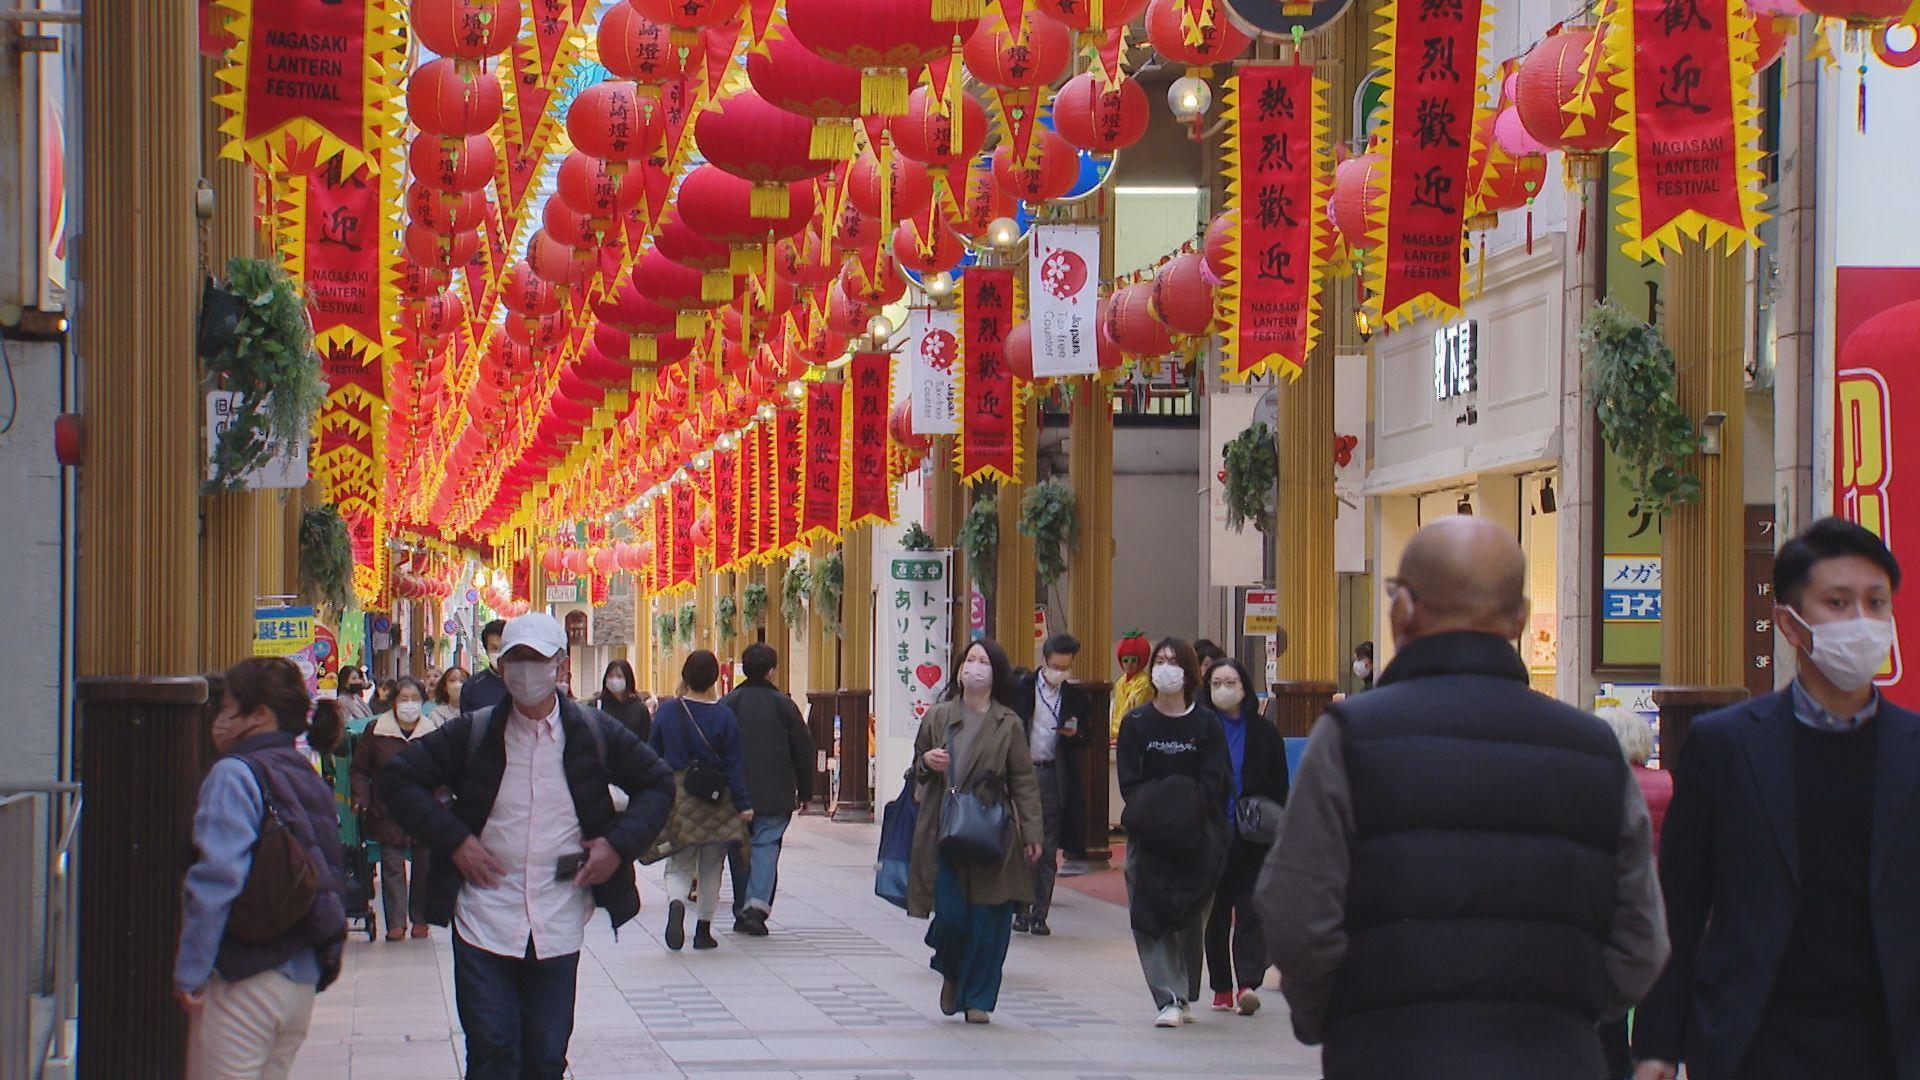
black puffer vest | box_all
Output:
[1324,632,1627,1079]
[214,732,348,984]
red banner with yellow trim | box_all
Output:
[958,268,1019,486]
[1604,0,1767,263]
[672,481,697,591]
[1221,64,1329,381]
[285,161,392,357]
[714,445,739,572]
[212,0,399,172]
[775,403,804,553]
[801,382,846,541]
[848,352,894,527]
[653,495,671,592]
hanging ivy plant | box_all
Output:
[813,550,845,635]
[1582,299,1704,518]
[782,555,813,626]
[716,595,739,641]
[298,504,355,614]
[1222,422,1279,534]
[199,257,327,493]
[1018,477,1079,588]
[678,602,698,644]
[899,521,935,551]
[743,581,769,628]
[957,494,998,596]
[655,612,677,650]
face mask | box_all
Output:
[1041,666,1069,688]
[1353,660,1373,679]
[1151,664,1186,694]
[485,649,501,668]
[395,700,423,723]
[959,662,993,691]
[1212,686,1244,713]
[1788,607,1894,692]
[504,659,559,709]
[447,681,464,700]
[605,676,628,695]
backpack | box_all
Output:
[227,758,321,945]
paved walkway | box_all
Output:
[295,815,1324,1079]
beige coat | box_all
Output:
[906,698,1045,917]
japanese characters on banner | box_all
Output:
[1603,0,1767,263]
[653,496,671,592]
[1027,225,1103,378]
[212,0,399,171]
[1222,65,1330,381]
[847,353,894,528]
[958,268,1020,486]
[714,446,739,572]
[672,482,697,591]
[907,308,962,436]
[800,382,847,541]
[879,549,954,740]
[774,403,805,552]
[285,160,393,357]
[754,420,778,558]
[1369,0,1489,328]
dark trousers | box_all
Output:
[1735,1010,1896,1080]
[1203,844,1268,994]
[1025,762,1062,922]
[1598,1016,1632,1079]
[452,932,580,1080]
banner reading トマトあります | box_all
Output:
[212,0,401,173]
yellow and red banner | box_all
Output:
[714,445,740,572]
[212,0,400,172]
[1370,0,1489,327]
[958,268,1020,486]
[672,481,697,591]
[1221,64,1329,381]
[801,382,846,542]
[775,403,804,552]
[653,496,672,590]
[1604,0,1767,263]
[848,352,894,527]
[283,160,394,357]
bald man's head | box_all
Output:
[1389,516,1530,649]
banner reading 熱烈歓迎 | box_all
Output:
[908,308,961,437]
[1028,224,1102,378]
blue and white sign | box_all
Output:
[1602,555,1663,622]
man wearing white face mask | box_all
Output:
[1010,633,1095,935]
[1635,517,1920,1080]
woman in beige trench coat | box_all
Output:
[906,638,1044,1024]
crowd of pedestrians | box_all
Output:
[171,515,1917,1079]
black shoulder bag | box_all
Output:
[936,723,1010,862]
[676,700,730,804]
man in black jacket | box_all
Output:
[1011,632,1094,935]
[721,643,814,936]
[1256,516,1668,1079]
[380,613,675,1080]
[1634,518,1920,1080]
[458,618,509,714]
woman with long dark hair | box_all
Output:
[429,666,469,724]
[1198,657,1289,1016]
[905,638,1045,1024]
[594,658,651,741]
[1116,638,1230,1028]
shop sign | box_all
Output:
[206,391,309,489]
[1432,319,1478,400]
[546,572,580,604]
[253,605,316,658]
[1243,589,1278,636]
[1597,179,1665,670]
[882,550,953,739]
[1602,556,1663,622]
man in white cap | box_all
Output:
[380,612,676,1079]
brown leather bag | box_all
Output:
[226,759,320,945]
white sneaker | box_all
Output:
[1154,1004,1182,1028]
[1179,1002,1197,1024]
[1236,988,1262,1016]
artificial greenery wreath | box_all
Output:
[813,549,845,636]
[716,594,739,641]
[1582,299,1703,519]
[678,602,698,644]
[655,612,677,650]
[1018,477,1079,588]
[782,555,813,626]
[298,504,355,615]
[743,581,769,628]
[957,494,999,596]
[199,257,327,493]
[1222,422,1278,534]
[899,521,936,551]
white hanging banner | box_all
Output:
[878,548,954,740]
[1028,223,1102,378]
[907,307,961,436]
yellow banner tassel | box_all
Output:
[702,269,733,303]
[810,117,859,160]
[946,38,966,158]
[861,68,910,116]
[749,182,790,219]
[879,133,894,240]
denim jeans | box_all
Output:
[735,813,791,915]
[452,932,580,1080]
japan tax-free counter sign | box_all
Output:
[880,551,953,741]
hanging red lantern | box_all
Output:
[746,28,868,160]
[1105,284,1174,357]
[954,157,1016,239]
[1033,0,1148,37]
[992,129,1080,204]
[783,0,980,117]
[541,547,566,573]
[418,291,467,339]
[408,59,504,137]
[1052,73,1150,153]
[1150,253,1215,336]
[505,311,570,350]
[888,397,928,451]
[678,165,818,252]
[1144,0,1250,70]
[406,183,487,234]
[543,196,603,250]
[826,279,870,336]
[890,85,990,171]
[563,548,591,575]
[411,0,522,62]
[695,90,836,217]
[840,255,906,306]
[634,249,729,336]
[400,261,454,300]
[1094,298,1123,372]
[1328,151,1384,252]
[626,0,737,45]
[1202,210,1234,282]
[1799,0,1905,29]
[778,229,839,287]
[501,261,560,317]
[409,133,496,193]
[1753,12,1796,70]
[597,3,686,85]
[964,8,1073,88]
[1515,26,1624,176]
[567,80,666,164]
[794,320,851,366]
[891,214,967,275]
[849,151,935,220]
[592,546,620,574]
[404,225,480,270]
[836,200,881,254]
[556,151,646,224]
[1004,321,1035,381]
[528,228,594,289]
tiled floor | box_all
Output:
[294,815,1325,1078]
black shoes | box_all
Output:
[665,900,686,951]
[1012,913,1030,933]
[1028,920,1051,936]
[736,909,770,936]
[693,920,719,950]
[940,977,958,1016]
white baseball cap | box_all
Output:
[497,612,567,659]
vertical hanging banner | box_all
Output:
[1028,224,1103,377]
[284,160,391,357]
[879,549,954,739]
[1370,0,1489,327]
[652,496,671,593]
[958,268,1020,486]
[775,403,804,553]
[1604,0,1767,263]
[800,382,846,541]
[748,422,772,560]
[714,445,740,572]
[212,0,397,171]
[1222,64,1330,381]
[848,352,895,527]
[908,307,962,436]
[672,482,698,591]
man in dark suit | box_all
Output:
[459,619,509,714]
[1635,517,1919,1080]
[1010,632,1094,936]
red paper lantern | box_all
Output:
[1144,0,1250,70]
[1094,298,1123,372]
[528,229,594,289]
[563,548,590,575]
[557,151,646,223]
[411,0,522,61]
[836,201,881,254]
[1753,14,1795,70]
[506,311,570,350]
[501,262,560,317]
[964,8,1073,88]
[541,547,566,573]
[992,129,1080,204]
[678,165,818,249]
[955,157,1016,239]
[400,261,454,300]
[1202,210,1234,281]
[1004,321,1035,381]
[849,151,934,220]
[1151,253,1215,335]
[1052,73,1150,153]
[783,0,980,116]
[778,229,839,286]
[1799,0,1905,28]
[746,28,868,160]
[598,3,686,84]
[567,80,666,163]
[793,319,850,365]
[592,546,620,574]
[1034,0,1148,35]
[889,397,928,451]
[840,255,906,306]
[597,277,680,335]
[418,291,467,339]
[1328,151,1384,251]
[696,90,835,217]
[891,214,966,275]
[1105,284,1174,357]
[407,183,487,233]
[543,196,603,250]
[1515,27,1624,158]
[627,0,737,42]
[408,59,504,137]
[404,224,480,270]
[890,85,990,171]
[409,133,496,193]
[827,279,870,336]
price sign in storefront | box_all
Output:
[881,551,953,740]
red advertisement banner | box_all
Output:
[1224,64,1328,381]
[1372,0,1486,327]
[959,268,1017,485]
[775,403,804,553]
[801,382,846,541]
[848,352,893,527]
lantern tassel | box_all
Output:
[1857,63,1867,133]
[1525,201,1534,255]
[750,182,790,219]
[861,68,910,116]
[810,118,858,160]
[1475,235,1486,299]
[677,310,707,338]
[1575,194,1588,257]
[730,244,764,275]
[628,335,658,365]
[931,0,985,20]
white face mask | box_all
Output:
[1788,607,1895,692]
[504,659,560,709]
[395,700,423,723]
[1212,686,1244,713]
[605,676,628,695]
[485,649,501,668]
[1151,663,1186,694]
[1041,666,1070,688]
[959,661,994,691]
[1353,659,1373,679]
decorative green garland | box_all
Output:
[200,257,326,493]
[716,594,739,641]
[957,494,998,596]
[743,581,769,628]
[1222,422,1278,534]
[655,612,677,650]
[678,602,698,644]
[1017,477,1079,588]
[297,504,355,614]
[1582,299,1703,519]
[782,555,812,626]
[813,550,845,635]
[899,521,935,551]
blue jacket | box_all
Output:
[649,697,753,812]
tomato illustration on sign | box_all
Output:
[1039,247,1088,300]
[921,327,959,372]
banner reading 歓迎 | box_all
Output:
[958,268,1018,485]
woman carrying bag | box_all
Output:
[1198,657,1289,1016]
[646,651,752,951]
[906,639,1044,1025]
